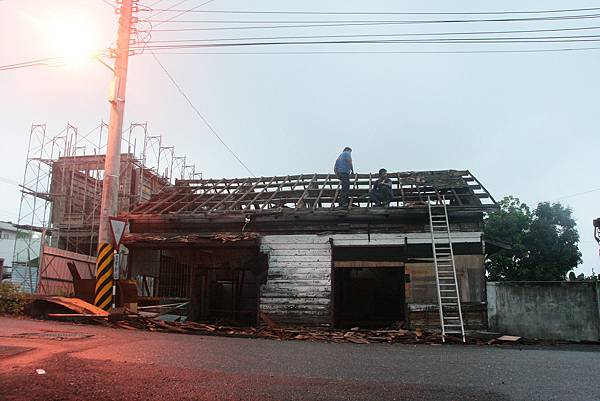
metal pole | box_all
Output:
[95,0,134,311]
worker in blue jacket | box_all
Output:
[334,147,353,207]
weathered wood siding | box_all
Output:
[258,232,484,326]
[260,235,332,325]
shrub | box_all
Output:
[0,281,27,315]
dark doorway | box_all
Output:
[333,246,406,328]
[187,247,268,326]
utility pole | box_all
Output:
[95,0,136,311]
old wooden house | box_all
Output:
[123,170,497,332]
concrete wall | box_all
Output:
[487,282,600,342]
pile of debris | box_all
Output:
[29,297,541,346]
[89,315,532,345]
[97,314,458,344]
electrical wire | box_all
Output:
[131,36,600,52]
[146,46,600,55]
[143,27,600,44]
[99,0,116,8]
[145,0,193,19]
[145,13,600,25]
[0,56,66,71]
[139,6,600,16]
[151,0,216,27]
[150,52,256,177]
[543,188,600,202]
[149,25,600,36]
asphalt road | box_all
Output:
[0,317,599,401]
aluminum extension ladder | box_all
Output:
[427,196,466,343]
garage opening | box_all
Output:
[333,246,406,328]
[131,245,267,326]
[187,247,268,326]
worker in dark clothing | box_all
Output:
[361,168,393,207]
[334,147,353,207]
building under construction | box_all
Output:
[11,122,200,292]
[123,170,499,335]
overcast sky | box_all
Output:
[1,0,599,275]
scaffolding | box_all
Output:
[11,122,199,292]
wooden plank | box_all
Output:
[261,235,332,244]
[258,308,330,316]
[267,261,331,268]
[208,177,253,213]
[260,175,290,210]
[269,255,331,262]
[143,190,181,214]
[333,261,405,268]
[266,279,331,286]
[260,297,330,305]
[170,179,227,214]
[261,244,333,251]
[261,290,331,298]
[226,176,267,210]
[312,173,330,210]
[267,269,332,276]
[267,273,331,280]
[266,249,331,256]
[295,173,317,209]
[259,304,329,312]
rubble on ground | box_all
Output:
[29,296,589,346]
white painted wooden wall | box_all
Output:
[260,235,332,324]
[259,232,483,325]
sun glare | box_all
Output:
[45,15,98,68]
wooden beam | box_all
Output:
[333,261,405,268]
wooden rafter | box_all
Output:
[125,170,496,217]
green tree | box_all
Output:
[485,196,582,281]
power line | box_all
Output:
[149,25,600,36]
[99,0,115,8]
[145,13,600,25]
[151,0,216,27]
[132,36,600,52]
[140,6,600,16]
[143,34,600,44]
[143,27,600,44]
[146,0,193,19]
[0,56,65,71]
[143,16,600,32]
[147,46,600,55]
[150,52,256,177]
[546,188,600,202]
